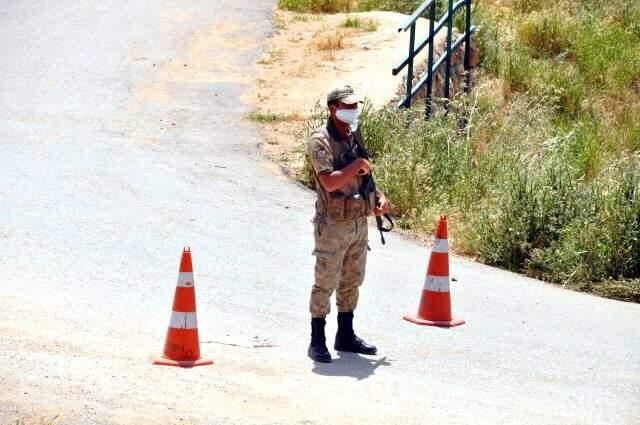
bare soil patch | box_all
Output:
[243,10,435,177]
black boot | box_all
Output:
[308,318,332,363]
[334,312,377,355]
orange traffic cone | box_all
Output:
[152,247,213,367]
[403,215,465,327]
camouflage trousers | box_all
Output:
[310,215,368,318]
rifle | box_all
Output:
[352,131,394,245]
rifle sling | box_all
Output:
[352,131,394,245]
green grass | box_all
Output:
[475,0,640,300]
[289,0,640,301]
[300,94,639,302]
[479,1,640,99]
[246,111,300,123]
[341,15,380,31]
[517,12,573,59]
[356,0,423,14]
[277,0,423,14]
[277,0,353,13]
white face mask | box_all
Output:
[335,107,360,132]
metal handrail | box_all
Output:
[398,0,436,32]
[396,26,476,109]
[393,0,468,76]
[393,0,475,117]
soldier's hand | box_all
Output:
[355,158,371,176]
[373,195,389,216]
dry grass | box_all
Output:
[12,416,61,425]
[313,30,347,51]
[257,48,285,65]
[291,13,310,22]
[273,13,287,31]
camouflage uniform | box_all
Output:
[307,120,374,318]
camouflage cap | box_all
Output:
[327,85,362,105]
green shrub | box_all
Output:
[517,12,573,58]
[277,0,312,12]
[356,0,423,14]
[470,133,639,300]
[341,15,380,31]
[525,61,587,117]
[546,64,587,117]
[290,0,640,301]
[571,15,640,92]
[501,44,538,93]
[473,4,502,76]
[277,0,353,13]
[278,0,457,16]
[298,89,639,301]
[512,0,559,14]
[621,108,640,152]
[528,160,640,301]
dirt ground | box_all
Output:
[243,10,435,177]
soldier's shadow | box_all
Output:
[311,352,392,380]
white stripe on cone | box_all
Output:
[169,311,198,329]
[177,272,194,287]
[424,275,450,292]
[432,238,449,253]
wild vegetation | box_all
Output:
[340,16,380,32]
[277,0,424,14]
[281,0,640,302]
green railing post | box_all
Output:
[464,0,472,93]
[393,0,474,118]
[405,22,416,108]
[425,0,436,118]
[444,0,454,114]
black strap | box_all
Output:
[375,214,394,245]
[352,130,394,246]
[318,122,394,245]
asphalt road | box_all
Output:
[1,1,639,424]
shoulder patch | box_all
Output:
[313,149,327,159]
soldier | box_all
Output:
[306,85,390,363]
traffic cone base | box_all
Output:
[150,355,213,367]
[402,313,465,327]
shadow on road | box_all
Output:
[311,352,392,380]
